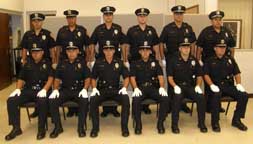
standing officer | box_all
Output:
[203,38,248,132]
[126,8,161,114]
[55,9,90,117]
[5,43,53,141]
[167,38,207,134]
[130,40,169,135]
[197,10,236,113]
[48,41,90,138]
[88,6,128,117]
[160,5,196,113]
[21,13,56,65]
[89,40,130,138]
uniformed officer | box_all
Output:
[130,40,169,135]
[203,38,248,132]
[160,5,196,113]
[48,41,90,138]
[55,9,90,117]
[56,9,90,61]
[167,37,207,134]
[126,8,161,114]
[197,10,236,113]
[5,42,54,141]
[197,10,236,64]
[89,40,130,138]
[89,6,128,117]
[21,13,56,65]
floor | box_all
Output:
[0,83,252,144]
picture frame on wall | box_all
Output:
[223,19,242,49]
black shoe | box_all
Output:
[90,130,98,138]
[171,125,180,134]
[198,124,208,133]
[5,128,22,141]
[157,122,165,134]
[37,130,46,140]
[232,119,248,131]
[78,129,86,137]
[100,111,109,117]
[30,111,38,118]
[49,127,63,138]
[212,123,221,132]
[134,128,142,135]
[142,107,152,115]
[122,129,130,137]
[112,110,120,117]
[181,104,191,113]
[220,107,225,113]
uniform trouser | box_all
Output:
[90,89,130,131]
[172,86,206,126]
[209,84,248,124]
[132,86,170,130]
[49,89,88,130]
[7,89,48,131]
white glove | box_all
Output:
[210,84,220,93]
[199,60,204,67]
[194,85,203,94]
[52,63,57,70]
[124,62,130,69]
[119,87,128,95]
[90,88,100,97]
[78,88,88,98]
[162,59,166,67]
[37,89,47,98]
[236,84,245,92]
[132,88,142,97]
[174,85,182,94]
[90,61,95,69]
[49,90,60,99]
[159,87,168,96]
[9,89,21,97]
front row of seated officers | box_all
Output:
[5,5,248,141]
[5,37,248,141]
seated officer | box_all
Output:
[130,41,169,135]
[89,40,130,138]
[167,38,207,134]
[48,41,90,138]
[5,43,53,141]
[204,38,248,132]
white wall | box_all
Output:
[24,0,167,16]
[0,0,24,12]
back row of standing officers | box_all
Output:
[5,5,249,141]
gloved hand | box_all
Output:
[199,60,204,67]
[194,85,203,94]
[174,85,182,94]
[49,90,60,99]
[236,84,245,92]
[132,88,142,97]
[119,87,128,95]
[9,89,21,97]
[37,89,47,98]
[210,84,220,92]
[90,61,95,69]
[52,63,57,70]
[162,59,166,67]
[78,88,88,98]
[124,62,130,69]
[90,88,100,97]
[159,87,168,96]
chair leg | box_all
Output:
[26,107,31,123]
[190,102,194,117]
[62,107,66,120]
[225,102,231,116]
